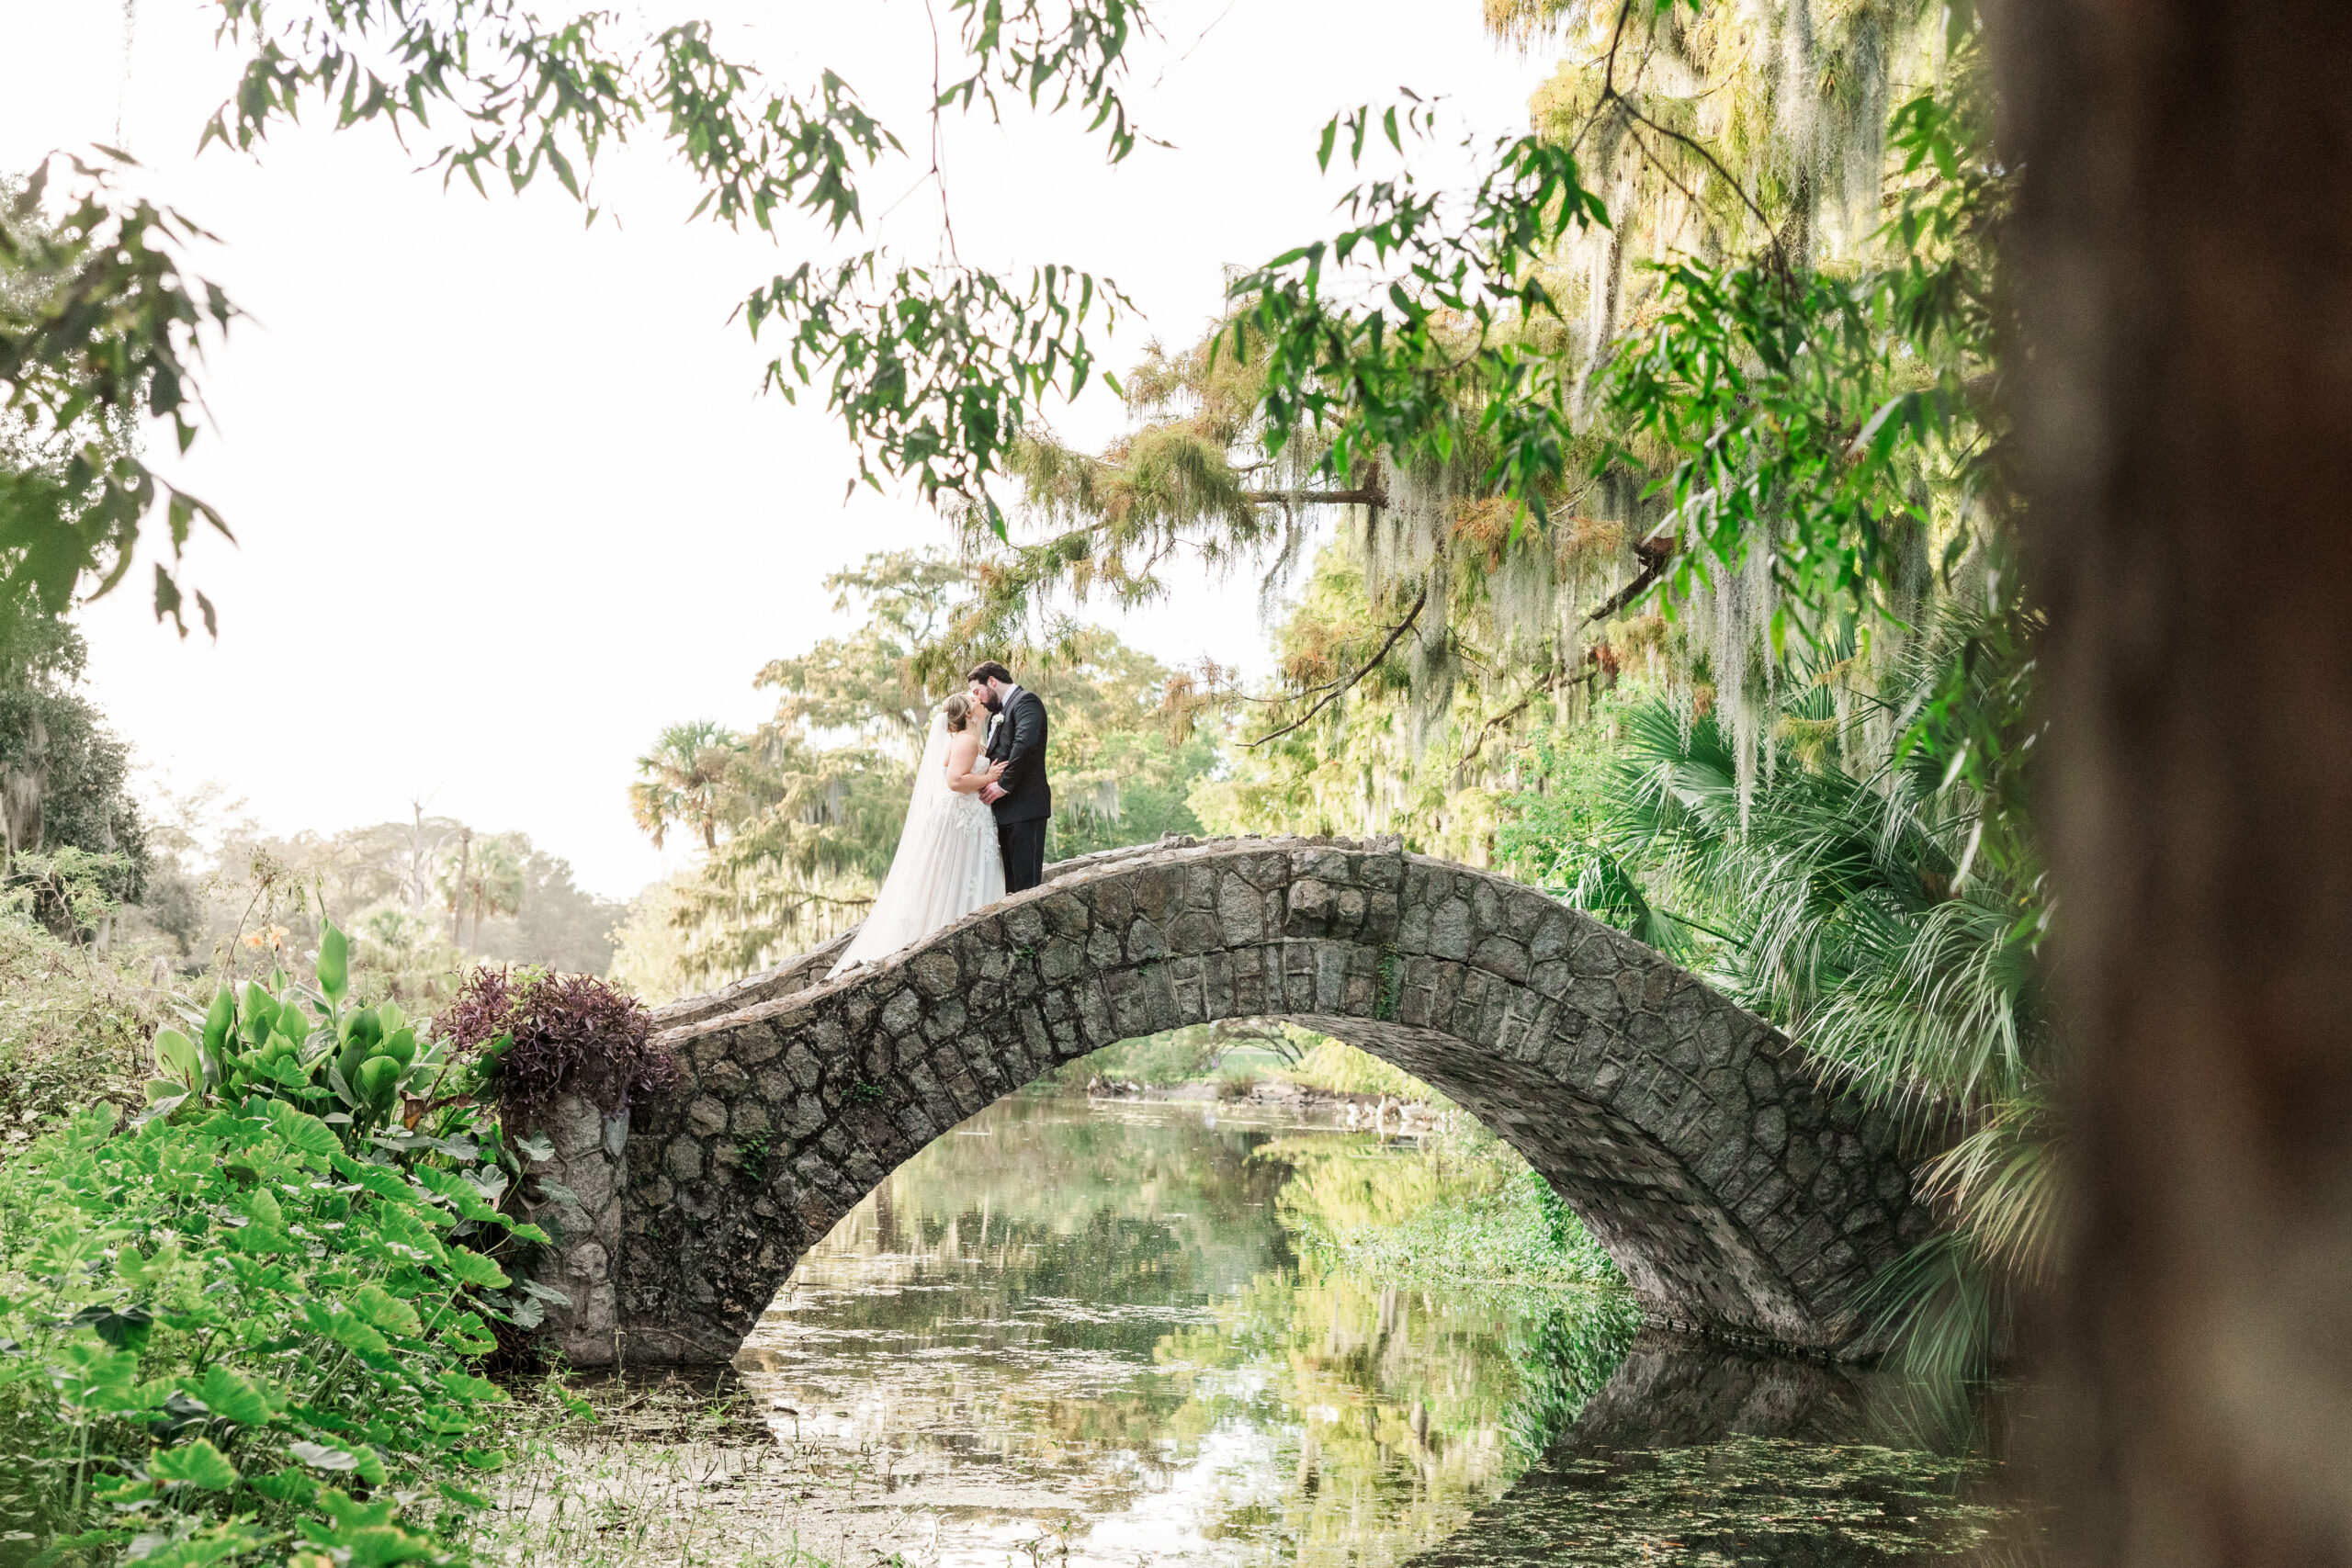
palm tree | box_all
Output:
[629,720,743,852]
[1526,611,2056,1378]
[435,830,526,951]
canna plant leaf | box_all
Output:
[202,985,236,1057]
[153,1028,202,1090]
[317,920,350,1004]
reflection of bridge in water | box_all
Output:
[532,834,1934,1367]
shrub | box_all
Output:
[438,967,672,1127]
[0,1102,532,1562]
[143,925,475,1152]
[0,922,576,1563]
[1279,1037,1435,1100]
[0,909,174,1156]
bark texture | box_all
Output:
[1992,1,2352,1561]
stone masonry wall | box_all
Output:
[516,1088,630,1367]
[605,835,1932,1368]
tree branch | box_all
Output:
[1246,586,1428,747]
[1581,536,1677,626]
[1242,487,1388,506]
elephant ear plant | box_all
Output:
[0,924,578,1564]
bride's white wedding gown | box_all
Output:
[829,716,1005,977]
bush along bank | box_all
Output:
[0,924,650,1565]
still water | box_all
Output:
[725,1094,2026,1566]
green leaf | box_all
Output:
[337,1524,432,1566]
[196,1365,275,1427]
[241,982,277,1046]
[232,1225,304,1257]
[249,1467,317,1505]
[153,1029,201,1089]
[268,1100,342,1159]
[288,1440,362,1472]
[443,1247,509,1290]
[333,1157,413,1202]
[202,986,235,1057]
[317,921,349,1003]
[437,1370,503,1404]
[355,1055,403,1110]
[351,1284,422,1338]
[437,1479,492,1510]
[150,1438,239,1491]
[72,1303,154,1349]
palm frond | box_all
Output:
[1545,604,2058,1376]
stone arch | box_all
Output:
[595,836,1931,1367]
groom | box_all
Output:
[969,660,1052,892]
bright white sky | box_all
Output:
[0,0,1556,899]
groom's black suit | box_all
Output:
[984,684,1052,892]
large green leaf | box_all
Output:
[150,1438,240,1491]
[267,1100,342,1159]
[201,985,235,1056]
[355,1055,403,1111]
[317,920,350,1003]
[442,1247,509,1290]
[153,1028,201,1090]
[196,1364,276,1427]
[241,982,277,1046]
[351,1283,422,1338]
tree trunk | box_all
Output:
[449,828,471,944]
[1991,1,2352,1561]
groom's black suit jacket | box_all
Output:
[984,688,1052,825]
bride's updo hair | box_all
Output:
[942,692,976,733]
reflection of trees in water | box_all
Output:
[1159,1270,1637,1561]
[786,1108,1298,1362]
[745,1099,1648,1564]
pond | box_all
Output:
[691,1094,2032,1567]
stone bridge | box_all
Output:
[535,835,1932,1368]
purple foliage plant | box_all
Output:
[438,966,676,1128]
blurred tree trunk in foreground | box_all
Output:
[1993,0,2352,1561]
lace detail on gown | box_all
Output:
[829,739,1005,976]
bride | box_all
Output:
[830,693,1008,977]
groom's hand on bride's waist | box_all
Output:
[981,783,1007,803]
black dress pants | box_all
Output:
[999,817,1049,894]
